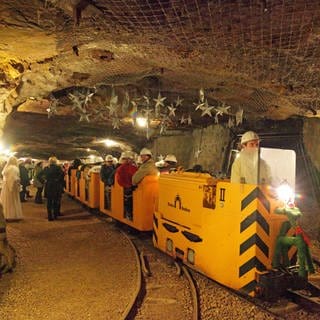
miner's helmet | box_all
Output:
[121,151,134,159]
[140,148,152,156]
[105,154,114,162]
[164,154,177,163]
[241,131,260,145]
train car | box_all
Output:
[100,175,159,231]
[78,171,100,209]
[65,169,77,196]
[64,172,71,195]
[153,148,301,299]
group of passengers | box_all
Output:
[67,148,180,220]
[0,156,65,223]
[101,148,161,220]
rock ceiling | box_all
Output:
[1,0,320,159]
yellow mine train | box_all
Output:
[65,166,297,299]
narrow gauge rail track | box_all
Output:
[121,229,195,320]
[190,267,320,320]
[94,213,194,320]
[94,212,320,319]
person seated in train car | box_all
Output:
[100,155,116,210]
[185,164,205,173]
[155,158,165,170]
[112,157,119,168]
[230,131,272,185]
[116,151,138,220]
[67,158,82,177]
[132,148,159,186]
[160,154,178,174]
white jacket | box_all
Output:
[231,149,272,185]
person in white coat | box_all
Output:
[0,156,23,220]
[231,131,272,185]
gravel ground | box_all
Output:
[0,195,139,320]
[132,236,193,320]
[1,194,320,320]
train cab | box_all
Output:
[153,147,299,298]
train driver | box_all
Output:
[231,131,272,185]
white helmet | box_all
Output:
[121,151,134,159]
[241,131,260,145]
[140,148,152,156]
[105,154,113,161]
[164,154,177,163]
[94,156,104,163]
[155,160,165,168]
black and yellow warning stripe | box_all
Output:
[239,187,271,296]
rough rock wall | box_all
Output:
[151,133,194,170]
[190,125,230,173]
[151,125,230,172]
[303,118,320,172]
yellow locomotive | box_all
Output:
[153,172,288,297]
[65,147,312,298]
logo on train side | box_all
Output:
[168,194,190,212]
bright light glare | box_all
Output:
[104,139,118,147]
[277,184,294,204]
[136,117,147,128]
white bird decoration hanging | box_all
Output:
[187,114,192,125]
[142,108,153,118]
[195,149,202,159]
[199,88,205,103]
[143,95,151,106]
[83,89,95,107]
[131,100,138,113]
[227,116,235,128]
[112,117,121,129]
[122,91,130,113]
[235,108,244,126]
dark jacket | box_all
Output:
[42,165,65,198]
[100,164,116,186]
[19,164,30,187]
